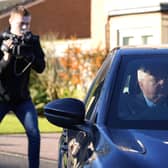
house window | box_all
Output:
[141,35,153,45]
[122,36,134,46]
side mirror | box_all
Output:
[44,98,85,129]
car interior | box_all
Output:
[118,58,168,120]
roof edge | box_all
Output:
[108,3,168,17]
[0,0,45,19]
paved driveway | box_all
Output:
[0,133,61,167]
[0,153,57,168]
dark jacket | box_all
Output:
[119,93,168,120]
[0,30,45,104]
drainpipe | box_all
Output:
[105,16,110,53]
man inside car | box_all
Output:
[119,62,168,120]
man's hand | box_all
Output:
[1,39,13,52]
[1,39,13,61]
[3,52,11,61]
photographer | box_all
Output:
[0,5,45,168]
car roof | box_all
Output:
[113,45,168,56]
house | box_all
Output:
[0,0,168,53]
[0,0,94,55]
[0,0,90,38]
[106,0,168,49]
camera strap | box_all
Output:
[14,58,32,76]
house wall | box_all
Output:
[162,13,168,44]
[90,0,107,49]
[104,0,168,49]
[0,0,91,39]
[109,12,163,49]
[29,0,91,38]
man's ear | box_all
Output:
[9,16,12,25]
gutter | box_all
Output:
[108,3,168,17]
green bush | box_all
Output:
[30,71,49,115]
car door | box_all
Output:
[59,54,113,168]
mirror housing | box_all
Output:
[44,98,85,129]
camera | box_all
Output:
[0,31,35,57]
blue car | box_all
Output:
[44,46,168,168]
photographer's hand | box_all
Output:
[1,39,13,61]
[1,39,13,52]
[3,51,12,61]
[0,39,14,73]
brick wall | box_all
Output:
[0,0,91,39]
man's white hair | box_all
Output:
[137,69,150,82]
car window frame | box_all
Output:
[107,54,168,130]
[84,53,113,122]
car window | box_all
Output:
[115,55,168,121]
[84,53,113,121]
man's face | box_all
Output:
[9,13,31,35]
[138,71,168,103]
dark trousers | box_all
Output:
[0,100,40,168]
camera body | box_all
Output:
[1,31,35,57]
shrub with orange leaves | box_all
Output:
[55,45,106,98]
[30,36,107,115]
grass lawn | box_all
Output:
[0,114,62,134]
